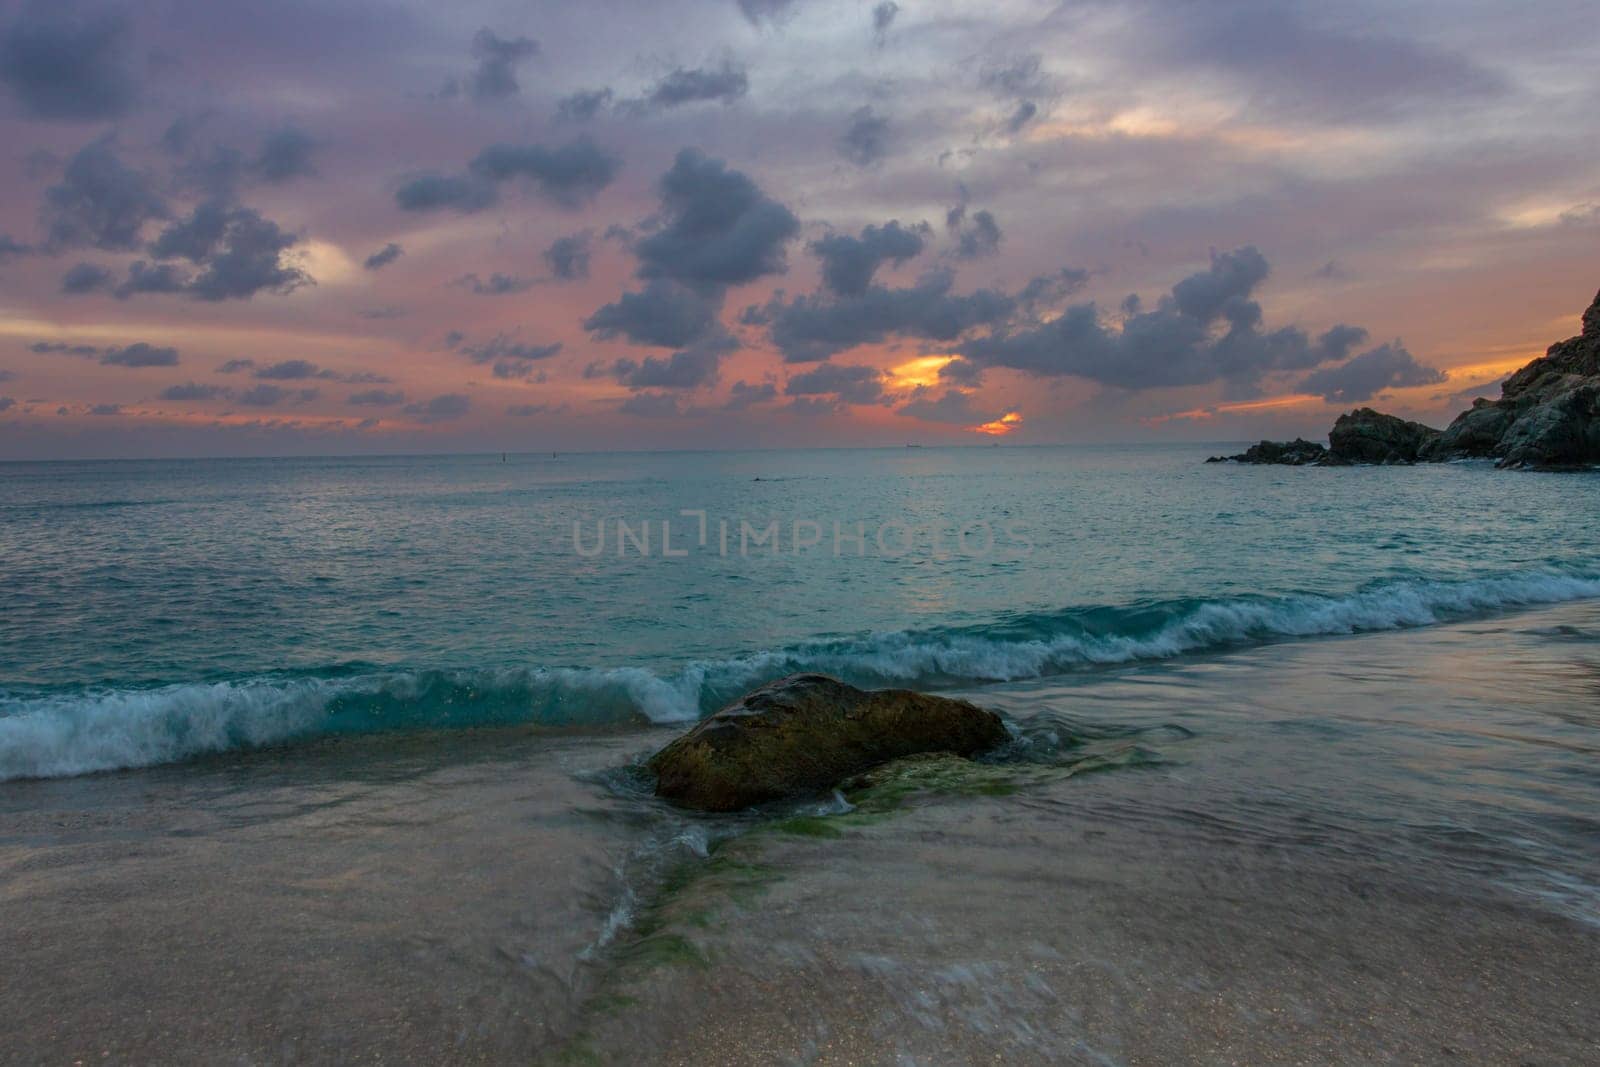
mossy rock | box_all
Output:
[647,674,1009,812]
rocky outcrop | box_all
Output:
[1207,438,1328,465]
[647,674,1009,812]
[1327,408,1441,464]
[1422,288,1600,469]
[1213,288,1600,471]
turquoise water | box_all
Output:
[2,445,1599,779]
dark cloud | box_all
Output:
[60,261,113,294]
[235,384,317,407]
[959,247,1373,394]
[585,280,720,347]
[1299,342,1445,402]
[1005,100,1038,133]
[29,341,100,357]
[634,149,799,290]
[725,379,777,409]
[950,208,1002,259]
[252,127,317,184]
[608,333,736,390]
[42,137,169,251]
[459,335,563,379]
[253,359,322,380]
[737,0,801,26]
[506,402,566,417]
[176,206,310,301]
[1017,267,1091,312]
[872,2,900,44]
[785,363,886,404]
[403,393,471,421]
[763,267,1015,362]
[784,395,839,416]
[839,106,890,167]
[101,343,179,368]
[937,357,984,386]
[348,389,406,406]
[359,305,406,320]
[544,233,591,280]
[979,54,1049,100]
[466,137,621,208]
[1149,4,1505,122]
[456,272,535,295]
[468,28,539,102]
[394,173,496,213]
[0,4,138,120]
[0,370,14,382]
[0,235,32,258]
[555,88,612,122]
[0,396,14,412]
[811,220,926,296]
[618,392,682,418]
[896,388,994,424]
[149,199,232,262]
[641,61,749,110]
[364,242,403,271]
[216,359,255,374]
[160,382,229,401]
[88,403,121,416]
[114,260,188,298]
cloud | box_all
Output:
[1005,101,1038,133]
[253,359,323,380]
[839,106,890,167]
[456,272,535,295]
[0,4,138,120]
[1298,342,1445,403]
[1146,4,1505,122]
[160,382,229,401]
[394,173,496,213]
[785,362,886,404]
[60,261,113,294]
[459,335,563,379]
[949,208,1002,259]
[0,397,14,412]
[88,403,121,416]
[404,393,470,422]
[364,242,403,271]
[236,384,317,407]
[555,88,612,122]
[895,388,997,424]
[642,61,748,109]
[544,233,591,280]
[784,395,839,416]
[737,0,801,27]
[633,148,799,290]
[585,280,720,347]
[959,247,1372,394]
[0,234,30,258]
[114,260,188,297]
[872,2,899,45]
[348,389,406,406]
[252,127,317,184]
[619,391,682,417]
[100,343,179,368]
[153,204,311,301]
[938,357,984,386]
[397,137,621,217]
[979,54,1050,100]
[811,221,926,297]
[42,136,169,251]
[608,333,736,390]
[467,28,539,102]
[216,359,254,374]
[725,379,777,409]
[763,267,1015,362]
[29,341,100,357]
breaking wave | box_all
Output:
[3,568,1598,781]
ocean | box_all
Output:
[2,446,1599,1061]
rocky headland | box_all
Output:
[1211,287,1600,470]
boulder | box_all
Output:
[647,674,1010,812]
[1327,408,1441,464]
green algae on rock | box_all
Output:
[647,673,1010,812]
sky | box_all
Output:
[0,0,1596,459]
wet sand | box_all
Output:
[3,604,1600,1064]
